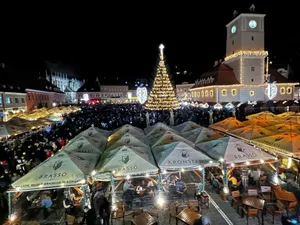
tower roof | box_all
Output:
[226,13,265,28]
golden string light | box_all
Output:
[225,50,268,61]
[145,44,180,110]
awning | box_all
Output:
[97,146,158,176]
[151,131,195,148]
[172,121,201,133]
[152,141,216,170]
[12,151,98,189]
[106,133,150,151]
[196,136,276,167]
[210,117,244,132]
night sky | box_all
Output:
[6,2,299,82]
[78,2,299,80]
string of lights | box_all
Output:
[145,44,180,111]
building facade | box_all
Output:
[45,61,82,103]
[191,11,298,103]
[76,78,130,103]
[176,82,194,101]
[0,85,27,121]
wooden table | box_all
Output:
[131,212,157,225]
[243,196,265,225]
[176,208,201,225]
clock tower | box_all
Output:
[224,12,268,85]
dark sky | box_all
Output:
[77,2,298,80]
[5,2,298,81]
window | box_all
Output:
[0,97,2,104]
[15,98,19,103]
[280,87,285,95]
[5,97,10,104]
[231,89,237,96]
[251,79,254,82]
[251,36,254,41]
[221,89,227,96]
[232,40,234,45]
[205,90,208,97]
[210,90,214,97]
[251,67,255,71]
[286,87,292,94]
[201,91,204,97]
[249,90,255,96]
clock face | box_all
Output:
[249,20,257,29]
[231,25,237,34]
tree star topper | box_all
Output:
[159,44,165,59]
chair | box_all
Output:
[168,202,179,224]
[186,183,196,200]
[259,186,273,202]
[242,206,259,225]
[146,208,159,219]
[266,201,285,224]
[188,200,200,212]
[111,202,133,225]
[231,191,242,212]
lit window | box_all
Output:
[0,97,2,104]
[231,89,237,96]
[5,97,10,104]
[280,87,285,95]
[210,90,214,97]
[205,90,208,97]
[286,87,292,94]
[201,91,204,97]
[251,67,255,71]
[221,89,227,96]
[250,90,255,96]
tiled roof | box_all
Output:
[192,63,239,88]
[77,78,101,92]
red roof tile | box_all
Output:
[192,63,239,88]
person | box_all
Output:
[229,175,238,185]
[41,195,53,219]
[123,180,134,192]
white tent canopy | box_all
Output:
[109,124,145,144]
[68,128,108,151]
[181,127,207,143]
[196,136,276,166]
[76,126,111,138]
[63,136,104,154]
[194,127,225,144]
[172,121,201,133]
[106,133,149,151]
[144,122,176,135]
[12,151,98,189]
[152,131,195,148]
[97,146,158,176]
[152,141,215,170]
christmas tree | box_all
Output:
[145,44,180,111]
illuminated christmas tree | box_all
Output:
[145,44,180,111]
